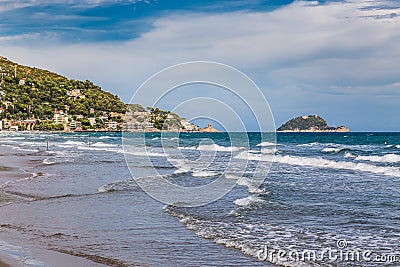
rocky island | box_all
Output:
[277,115,349,132]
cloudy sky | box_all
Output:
[1,0,400,131]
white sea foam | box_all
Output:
[62,140,86,146]
[197,144,244,152]
[15,147,38,152]
[98,136,115,140]
[396,145,400,149]
[151,137,159,140]
[174,168,191,174]
[82,145,166,157]
[192,171,220,178]
[91,142,118,147]
[256,142,275,147]
[321,147,343,153]
[43,158,56,165]
[344,152,356,158]
[355,154,400,163]
[124,150,166,157]
[234,196,265,207]
[0,240,47,267]
[57,145,75,148]
[296,142,320,147]
[4,137,26,140]
[235,152,400,177]
[260,147,278,154]
[178,146,197,150]
[235,177,266,194]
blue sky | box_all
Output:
[1,0,400,131]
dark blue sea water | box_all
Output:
[0,132,399,266]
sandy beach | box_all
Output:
[0,145,109,267]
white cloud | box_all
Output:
[0,0,146,12]
[1,0,399,130]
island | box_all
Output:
[277,115,349,132]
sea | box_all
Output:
[0,132,399,267]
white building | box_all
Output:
[53,110,67,125]
[105,121,118,130]
[88,117,96,126]
[181,119,198,131]
[19,78,26,85]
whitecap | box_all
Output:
[235,152,400,177]
[197,144,244,152]
[321,147,343,153]
[344,152,356,158]
[234,196,265,207]
[256,142,275,147]
[192,171,220,178]
[355,154,400,163]
[43,158,56,165]
[91,142,118,148]
[62,140,86,146]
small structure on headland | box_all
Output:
[201,123,220,133]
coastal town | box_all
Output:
[0,90,218,133]
[0,56,219,133]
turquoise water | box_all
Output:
[0,132,399,266]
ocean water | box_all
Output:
[0,132,399,266]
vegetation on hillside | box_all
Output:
[0,56,126,121]
[277,115,328,131]
[148,107,183,130]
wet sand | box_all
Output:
[0,146,108,267]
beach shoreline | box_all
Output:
[0,145,109,267]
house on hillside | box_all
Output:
[19,78,26,85]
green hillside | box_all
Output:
[277,115,328,131]
[0,56,126,121]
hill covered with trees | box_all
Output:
[277,115,349,132]
[0,56,126,121]
[0,56,215,132]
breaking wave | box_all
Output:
[233,196,265,207]
[192,171,220,178]
[321,147,345,153]
[235,152,400,177]
[355,154,400,163]
[197,144,245,152]
[256,142,275,147]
